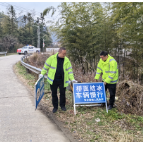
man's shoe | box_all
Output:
[108,105,113,110]
[61,106,66,111]
[53,108,58,113]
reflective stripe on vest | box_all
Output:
[50,66,56,69]
[45,62,50,67]
[66,67,72,71]
[97,67,102,71]
[48,77,53,82]
[108,76,113,79]
[45,62,56,69]
[105,71,116,73]
[68,72,73,74]
[43,67,47,71]
[111,79,118,83]
[96,72,101,74]
[109,59,116,62]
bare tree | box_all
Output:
[2,35,17,52]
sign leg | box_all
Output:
[105,101,108,113]
[35,85,36,110]
[74,104,76,115]
[72,92,74,107]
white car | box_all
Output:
[17,45,40,55]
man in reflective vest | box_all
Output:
[39,47,77,113]
[95,51,118,110]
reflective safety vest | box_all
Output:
[95,54,118,84]
[41,52,75,87]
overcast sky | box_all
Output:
[0,2,60,13]
[0,2,61,24]
[0,1,63,42]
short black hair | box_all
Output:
[59,47,66,53]
[100,51,108,56]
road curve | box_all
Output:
[0,55,69,142]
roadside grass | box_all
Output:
[15,61,143,142]
[0,53,18,57]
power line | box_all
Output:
[0,3,38,28]
[1,2,38,17]
[0,2,51,19]
[1,2,50,16]
[2,2,41,15]
[0,2,56,28]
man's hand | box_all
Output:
[39,74,43,79]
[104,82,106,85]
[72,79,78,83]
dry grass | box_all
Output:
[25,53,51,69]
[42,88,143,142]
[19,53,143,142]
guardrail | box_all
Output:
[21,55,47,78]
[0,51,7,56]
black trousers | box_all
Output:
[50,80,66,109]
[105,83,116,106]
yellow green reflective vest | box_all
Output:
[41,52,75,87]
[95,54,118,84]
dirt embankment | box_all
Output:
[116,80,143,116]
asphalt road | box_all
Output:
[0,55,69,142]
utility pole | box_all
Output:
[36,14,44,52]
[43,38,45,52]
[43,35,46,52]
[36,17,40,49]
[37,25,40,49]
